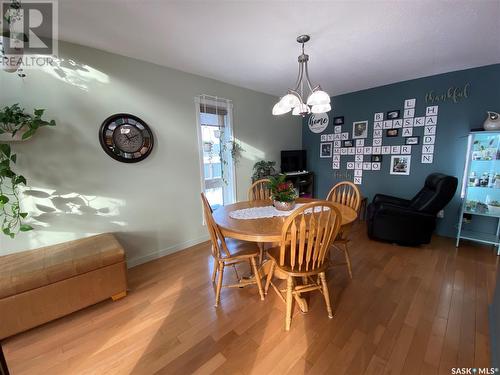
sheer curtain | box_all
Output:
[195,94,235,208]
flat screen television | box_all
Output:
[281,150,307,173]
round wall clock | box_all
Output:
[99,114,154,163]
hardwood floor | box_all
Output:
[3,223,498,374]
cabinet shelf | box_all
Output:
[467,186,500,190]
[459,229,500,246]
[464,209,500,218]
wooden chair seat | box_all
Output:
[222,239,261,260]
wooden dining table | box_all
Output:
[212,198,357,243]
[212,198,357,313]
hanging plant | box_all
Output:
[230,140,244,165]
[216,128,244,185]
[0,104,56,237]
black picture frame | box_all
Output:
[371,154,383,162]
[386,110,400,120]
[333,116,344,125]
[405,136,420,145]
[342,140,354,147]
[386,129,399,137]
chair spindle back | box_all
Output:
[248,179,272,201]
[200,193,231,259]
[279,202,341,272]
[326,181,361,212]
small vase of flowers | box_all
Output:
[269,174,298,211]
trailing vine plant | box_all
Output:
[217,128,244,185]
[0,143,30,237]
[0,104,56,237]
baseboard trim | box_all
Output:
[127,235,210,268]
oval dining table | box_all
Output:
[212,198,357,243]
[212,198,357,313]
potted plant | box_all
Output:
[487,200,500,216]
[0,104,56,141]
[269,174,298,211]
[252,160,277,182]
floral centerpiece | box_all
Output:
[268,174,298,211]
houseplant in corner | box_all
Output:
[0,104,56,237]
[269,174,297,211]
[252,160,277,182]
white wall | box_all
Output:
[0,41,301,265]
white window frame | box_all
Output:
[195,95,236,207]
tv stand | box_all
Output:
[285,172,314,198]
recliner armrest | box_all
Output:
[372,194,411,207]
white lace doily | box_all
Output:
[229,204,329,220]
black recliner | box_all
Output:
[367,173,458,246]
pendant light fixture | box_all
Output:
[272,35,331,117]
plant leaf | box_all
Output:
[22,128,35,139]
[15,175,26,185]
[0,144,10,157]
[20,224,33,232]
[0,195,9,204]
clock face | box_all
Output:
[99,114,154,163]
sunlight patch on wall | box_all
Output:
[22,188,127,227]
[37,56,109,91]
[236,139,266,161]
[0,187,127,254]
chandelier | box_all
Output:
[272,35,331,117]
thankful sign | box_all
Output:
[425,83,470,105]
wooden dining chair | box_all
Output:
[248,179,272,201]
[264,202,342,331]
[326,181,361,278]
[201,193,264,307]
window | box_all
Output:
[195,95,235,210]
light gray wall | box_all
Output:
[0,41,301,265]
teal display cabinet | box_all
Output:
[456,131,500,254]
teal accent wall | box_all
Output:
[302,64,500,238]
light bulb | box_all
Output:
[307,90,330,106]
[280,93,301,108]
[292,103,310,116]
[311,103,331,114]
[272,101,291,115]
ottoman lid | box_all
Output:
[0,233,125,299]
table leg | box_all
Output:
[0,343,9,375]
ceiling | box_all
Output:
[57,0,500,97]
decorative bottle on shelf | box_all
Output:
[483,111,500,131]
[469,171,476,186]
